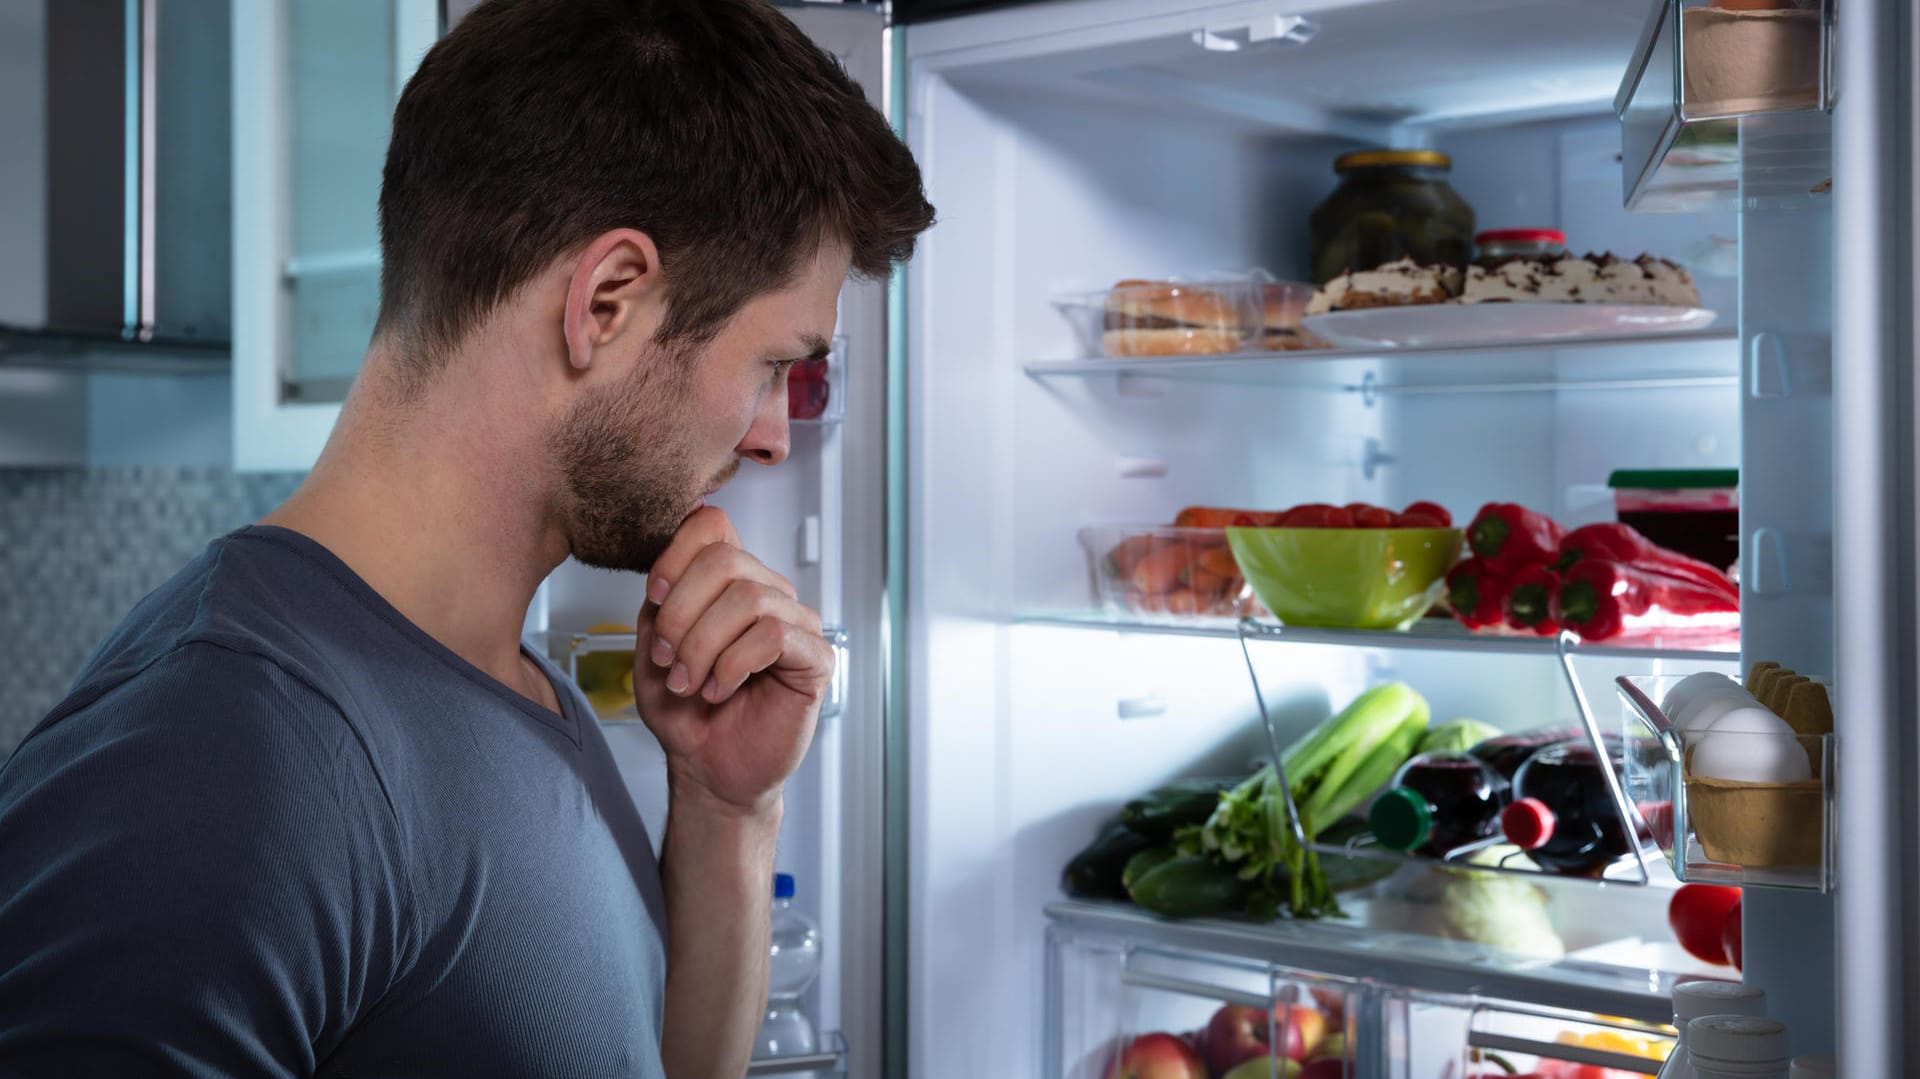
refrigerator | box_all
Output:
[526,0,1920,1075]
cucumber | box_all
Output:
[1061,823,1154,899]
[1121,846,1179,894]
[1127,855,1246,919]
[1120,778,1239,841]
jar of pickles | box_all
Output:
[1308,149,1476,284]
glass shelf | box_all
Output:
[1046,900,1687,1025]
[1017,612,1740,663]
[747,1030,846,1076]
[1022,330,1737,396]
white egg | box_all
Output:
[1691,707,1812,783]
[1660,672,1741,726]
[1674,686,1766,734]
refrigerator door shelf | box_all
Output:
[747,1029,848,1076]
[1619,675,1835,892]
[560,627,851,722]
[1616,0,1834,212]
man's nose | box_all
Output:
[739,387,791,466]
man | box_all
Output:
[0,1,932,1076]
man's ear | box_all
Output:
[562,229,664,372]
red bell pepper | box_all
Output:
[1447,558,1510,630]
[1555,522,1738,601]
[1468,503,1565,575]
[1504,563,1561,636]
[1552,558,1739,641]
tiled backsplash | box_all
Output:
[0,466,304,752]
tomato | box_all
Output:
[1722,898,1743,971]
[1353,506,1398,528]
[1669,884,1742,965]
[1282,504,1353,528]
[1401,501,1453,527]
[1394,512,1446,528]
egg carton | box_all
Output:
[1617,673,1835,893]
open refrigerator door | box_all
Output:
[898,0,1868,1075]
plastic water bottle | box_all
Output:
[1687,1015,1791,1079]
[755,873,821,1060]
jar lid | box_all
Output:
[1476,228,1567,246]
[1688,1015,1791,1064]
[1335,149,1451,172]
[1368,788,1434,851]
[1788,1055,1836,1079]
[1674,980,1768,1023]
[1608,468,1740,491]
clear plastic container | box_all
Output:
[1618,675,1834,891]
[1052,275,1264,358]
[756,874,823,1061]
[1251,280,1326,352]
[1077,525,1263,624]
[788,335,847,425]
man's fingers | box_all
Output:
[666,579,816,699]
[703,617,835,704]
[644,505,741,603]
[649,543,796,668]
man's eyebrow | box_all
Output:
[797,334,832,361]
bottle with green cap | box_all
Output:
[1368,750,1511,858]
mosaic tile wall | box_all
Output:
[0,467,305,752]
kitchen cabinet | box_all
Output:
[230,0,437,471]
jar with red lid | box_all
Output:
[1475,228,1568,262]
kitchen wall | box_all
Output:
[0,465,304,752]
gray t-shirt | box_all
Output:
[0,525,668,1077]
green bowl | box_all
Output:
[1226,527,1465,631]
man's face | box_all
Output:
[551,243,848,573]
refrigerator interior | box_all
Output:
[901,0,1811,1074]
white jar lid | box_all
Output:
[1675,980,1769,1024]
[1689,1015,1791,1064]
[1788,1054,1835,1078]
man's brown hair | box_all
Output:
[375,0,933,377]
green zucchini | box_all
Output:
[1121,846,1179,894]
[1061,822,1154,899]
[1119,777,1240,841]
[1127,855,1247,919]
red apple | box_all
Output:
[1309,987,1347,1029]
[1202,1005,1272,1076]
[1106,1032,1207,1079]
[1275,1005,1329,1063]
[1222,1058,1303,1079]
[1298,1059,1353,1079]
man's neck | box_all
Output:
[263,357,571,704]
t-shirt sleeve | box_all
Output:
[0,642,413,1078]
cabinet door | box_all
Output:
[231,0,437,472]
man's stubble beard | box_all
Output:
[550,346,709,575]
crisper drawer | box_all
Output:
[1384,991,1673,1079]
[1045,909,1683,1079]
[1046,928,1364,1079]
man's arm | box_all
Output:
[634,508,833,1079]
[657,778,781,1079]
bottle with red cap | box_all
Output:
[1475,228,1570,262]
[1500,740,1645,877]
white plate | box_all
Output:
[1301,303,1718,349]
